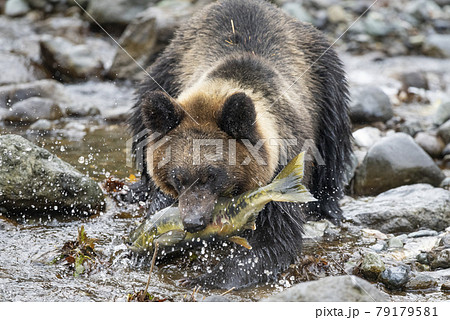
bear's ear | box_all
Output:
[218,92,259,143]
[140,91,184,135]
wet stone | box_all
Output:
[437,120,450,144]
[361,252,385,280]
[263,275,388,302]
[414,132,445,158]
[28,119,52,131]
[405,273,438,290]
[353,133,445,196]
[433,100,450,126]
[408,230,439,238]
[349,86,393,123]
[353,126,382,149]
[388,237,404,249]
[379,265,411,290]
[3,97,63,123]
[416,252,430,265]
[429,249,450,269]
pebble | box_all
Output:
[353,127,382,149]
[414,132,445,158]
[349,86,393,123]
[405,273,438,290]
[379,265,411,290]
[429,249,450,269]
[408,230,439,238]
[361,252,386,280]
[437,120,450,144]
[416,252,430,265]
[388,237,404,249]
[441,282,450,292]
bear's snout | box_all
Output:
[179,189,216,233]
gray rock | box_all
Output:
[0,52,47,86]
[405,0,443,21]
[440,234,450,248]
[399,120,425,137]
[29,119,52,131]
[369,241,387,252]
[408,230,439,238]
[353,127,382,149]
[361,252,385,280]
[399,71,429,91]
[3,97,63,123]
[442,144,450,157]
[0,79,70,110]
[35,16,89,44]
[363,11,394,37]
[414,132,445,158]
[282,3,314,24]
[86,0,155,25]
[303,220,333,239]
[354,133,445,195]
[430,249,450,269]
[433,100,450,126]
[437,120,450,144]
[405,273,438,290]
[5,0,30,17]
[423,34,450,58]
[0,135,104,214]
[327,5,350,24]
[109,0,194,80]
[388,237,404,249]
[417,252,430,264]
[379,265,411,290]
[203,295,231,302]
[263,275,388,302]
[349,86,393,123]
[343,184,450,233]
[40,36,104,81]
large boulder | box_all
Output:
[86,0,156,26]
[40,36,104,82]
[109,0,195,80]
[0,79,70,109]
[343,184,450,233]
[0,135,104,215]
[349,86,393,123]
[263,276,388,302]
[2,97,63,123]
[354,133,445,195]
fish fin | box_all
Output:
[228,236,252,249]
[264,152,317,203]
[243,218,257,231]
[218,221,233,236]
[155,230,186,246]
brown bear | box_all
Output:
[126,0,352,289]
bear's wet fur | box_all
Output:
[127,0,352,289]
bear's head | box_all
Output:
[140,88,279,232]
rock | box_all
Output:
[0,79,70,109]
[388,237,404,249]
[343,184,450,233]
[349,86,393,123]
[86,0,155,25]
[5,0,29,17]
[417,252,430,264]
[353,127,382,149]
[429,249,450,269]
[354,133,445,195]
[369,241,387,252]
[28,119,52,131]
[0,52,47,86]
[408,230,439,238]
[263,275,388,302]
[282,3,314,24]
[303,220,334,239]
[405,273,438,290]
[363,11,394,37]
[399,71,429,91]
[361,252,385,280]
[379,265,411,290]
[437,120,450,144]
[399,120,425,137]
[109,1,193,80]
[0,135,104,214]
[40,36,104,81]
[440,234,450,248]
[442,282,450,292]
[405,0,443,21]
[423,34,450,58]
[442,144,450,156]
[414,132,445,158]
[327,5,350,24]
[203,295,230,302]
[433,100,450,126]
[35,16,89,44]
[2,97,63,123]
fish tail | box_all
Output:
[264,152,317,203]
